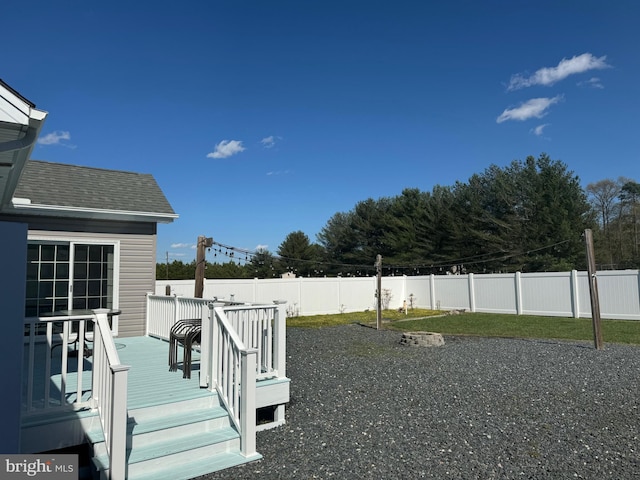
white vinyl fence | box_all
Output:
[156,269,640,321]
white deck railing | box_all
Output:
[23,313,93,413]
[22,310,129,480]
[146,295,287,382]
[221,302,287,380]
[204,304,257,457]
[146,294,210,340]
[146,294,287,457]
[90,309,129,480]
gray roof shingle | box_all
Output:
[14,160,176,218]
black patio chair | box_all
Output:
[168,319,202,379]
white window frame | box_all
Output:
[27,234,121,336]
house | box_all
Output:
[1,80,289,480]
[7,159,178,337]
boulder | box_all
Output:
[399,332,445,347]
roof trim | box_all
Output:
[9,200,179,224]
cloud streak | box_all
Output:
[261,136,276,148]
[496,96,563,123]
[531,124,549,136]
[507,53,610,91]
[207,140,245,159]
[37,131,71,146]
[171,243,195,249]
[578,77,604,89]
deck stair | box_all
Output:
[87,392,261,480]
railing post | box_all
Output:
[173,294,180,326]
[109,364,129,480]
[145,292,152,336]
[240,348,257,457]
[200,303,212,388]
[273,300,287,378]
[208,302,225,391]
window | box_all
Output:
[26,241,115,317]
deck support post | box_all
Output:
[240,349,257,457]
[273,300,287,378]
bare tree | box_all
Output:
[620,180,640,261]
[586,179,620,265]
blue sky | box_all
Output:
[5,1,639,262]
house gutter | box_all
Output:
[9,199,179,223]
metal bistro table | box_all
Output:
[40,309,121,358]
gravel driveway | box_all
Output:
[201,324,640,479]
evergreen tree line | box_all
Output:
[157,154,639,280]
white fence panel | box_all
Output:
[404,276,433,309]
[299,278,341,315]
[584,270,640,320]
[473,274,518,314]
[255,279,300,306]
[158,279,195,297]
[205,279,257,302]
[433,275,471,311]
[340,278,377,313]
[520,272,573,317]
[156,270,640,320]
[381,276,408,310]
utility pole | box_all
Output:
[375,254,382,330]
[195,236,214,298]
[584,229,604,350]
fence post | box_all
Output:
[430,274,436,310]
[468,273,476,312]
[570,270,580,318]
[252,278,257,303]
[515,272,523,315]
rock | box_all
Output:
[399,332,445,347]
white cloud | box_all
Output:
[261,136,275,148]
[206,140,245,159]
[37,131,71,146]
[266,170,291,176]
[496,96,563,123]
[255,244,269,252]
[578,77,604,89]
[507,53,610,91]
[531,124,549,136]
[170,243,195,249]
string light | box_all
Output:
[205,238,572,275]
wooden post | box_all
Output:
[584,229,604,350]
[194,236,213,298]
[375,254,382,330]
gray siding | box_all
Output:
[28,228,156,337]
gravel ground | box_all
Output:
[201,324,640,480]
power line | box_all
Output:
[207,238,573,273]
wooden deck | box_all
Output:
[22,336,213,415]
[115,336,211,410]
[22,334,289,434]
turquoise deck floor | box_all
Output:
[22,336,212,414]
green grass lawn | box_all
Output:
[287,309,640,345]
